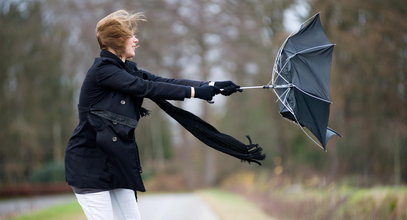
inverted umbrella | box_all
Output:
[240,13,340,150]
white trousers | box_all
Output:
[75,188,141,220]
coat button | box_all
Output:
[120,100,126,104]
[112,137,118,142]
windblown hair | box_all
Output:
[96,10,145,57]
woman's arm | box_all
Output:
[139,69,208,87]
[137,69,240,96]
[96,63,191,100]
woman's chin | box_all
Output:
[126,53,135,59]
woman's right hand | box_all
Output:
[193,86,220,101]
[213,81,241,96]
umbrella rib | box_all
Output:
[277,44,334,83]
[272,89,294,117]
[271,46,333,104]
[293,13,320,35]
[275,88,290,103]
[270,13,323,86]
[271,58,291,86]
[293,85,332,103]
[271,35,291,85]
[290,44,335,57]
[282,88,291,105]
[298,122,325,150]
[273,89,325,150]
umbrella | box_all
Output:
[240,13,340,150]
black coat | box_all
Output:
[65,50,205,192]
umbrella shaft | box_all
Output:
[240,85,271,90]
[238,84,293,90]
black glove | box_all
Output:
[214,81,241,96]
[194,86,220,101]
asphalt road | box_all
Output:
[0,193,219,220]
[138,193,219,220]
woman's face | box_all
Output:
[123,35,138,60]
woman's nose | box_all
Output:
[133,37,139,43]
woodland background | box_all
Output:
[0,0,406,192]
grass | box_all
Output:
[198,189,276,220]
[5,200,85,220]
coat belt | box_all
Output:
[78,105,138,128]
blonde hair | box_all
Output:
[96,10,145,56]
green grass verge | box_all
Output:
[198,189,276,220]
[6,200,85,220]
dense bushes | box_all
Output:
[29,161,65,183]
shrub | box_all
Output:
[29,161,65,183]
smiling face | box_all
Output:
[122,35,139,60]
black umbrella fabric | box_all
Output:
[271,13,340,150]
[240,13,340,150]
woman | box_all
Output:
[64,9,240,220]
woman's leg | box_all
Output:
[75,191,114,220]
[109,188,141,220]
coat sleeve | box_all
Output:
[139,69,208,87]
[95,63,191,100]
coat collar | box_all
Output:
[100,50,124,64]
[100,50,137,71]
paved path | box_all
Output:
[0,194,76,219]
[0,193,219,220]
[138,193,219,220]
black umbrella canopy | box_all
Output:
[272,13,340,150]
